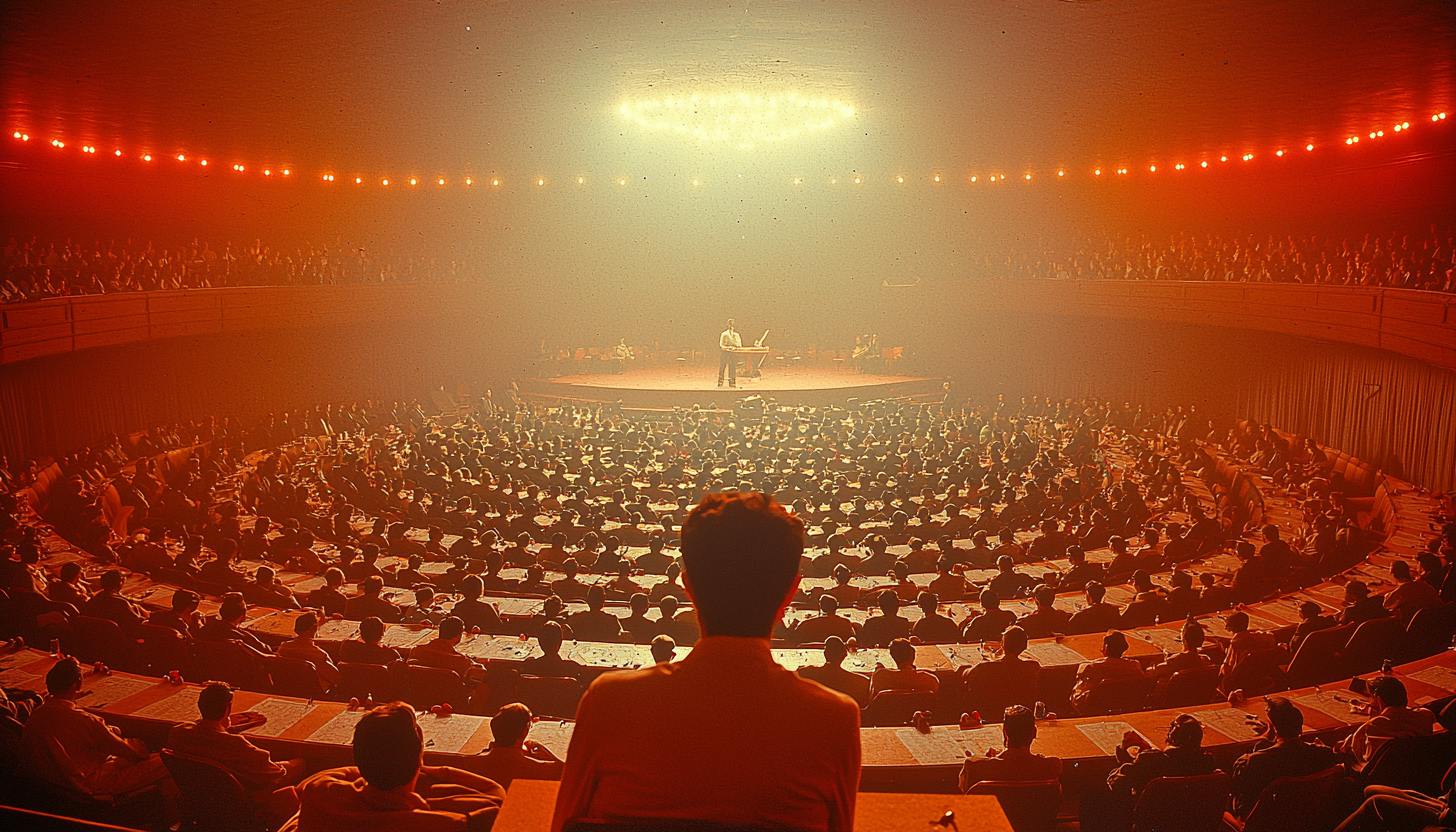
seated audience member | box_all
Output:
[988,555,1033,600]
[243,566,299,609]
[1118,570,1169,628]
[550,559,589,601]
[305,568,349,618]
[1220,611,1277,677]
[654,595,700,645]
[961,588,1018,642]
[1335,676,1437,764]
[552,492,860,832]
[1081,713,1219,832]
[797,636,872,708]
[290,702,504,831]
[519,621,586,681]
[473,703,563,787]
[1288,600,1338,653]
[791,593,859,645]
[1331,769,1456,832]
[1230,696,1339,817]
[649,635,677,665]
[1059,545,1104,592]
[149,588,202,636]
[958,705,1062,793]
[619,593,658,644]
[958,625,1039,712]
[870,638,940,697]
[402,586,445,625]
[408,615,478,679]
[1383,560,1441,623]
[1072,631,1145,714]
[881,561,921,603]
[339,616,400,666]
[1232,540,1271,604]
[1197,572,1237,613]
[278,611,342,690]
[166,682,305,825]
[927,557,969,602]
[632,535,674,575]
[1104,536,1141,581]
[200,540,247,589]
[451,575,505,633]
[1164,570,1200,619]
[565,586,624,643]
[21,657,171,797]
[1149,620,1213,691]
[823,564,862,608]
[196,592,273,656]
[911,591,962,643]
[646,562,689,603]
[82,568,149,634]
[345,576,402,623]
[858,590,912,647]
[46,562,87,607]
[1341,579,1391,627]
[1016,584,1071,639]
[1067,581,1123,635]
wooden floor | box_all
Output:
[520,365,944,409]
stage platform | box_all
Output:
[520,366,945,410]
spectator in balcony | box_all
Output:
[797,636,871,708]
[407,615,478,680]
[149,588,202,637]
[1232,540,1271,604]
[196,592,273,657]
[46,562,87,607]
[1340,580,1391,627]
[520,621,586,682]
[957,705,1062,793]
[1288,601,1338,654]
[1060,545,1104,591]
[451,575,505,634]
[927,557,968,603]
[473,703,563,788]
[244,565,299,609]
[790,593,859,645]
[1017,584,1072,639]
[1335,676,1437,765]
[292,703,504,831]
[1081,713,1220,832]
[199,539,247,589]
[565,586,624,643]
[80,568,149,635]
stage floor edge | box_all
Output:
[519,368,945,409]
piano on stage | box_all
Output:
[726,330,771,378]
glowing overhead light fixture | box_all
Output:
[142,154,151,161]
[114,149,121,156]
[439,178,445,185]
[970,175,977,182]
[853,175,861,184]
[283,169,290,175]
[933,174,941,182]
[465,178,473,185]
[1057,170,1064,177]
[382,179,390,185]
[409,178,417,185]
[1148,165,1156,172]
[617,90,856,150]
[793,177,802,185]
[492,178,499,186]
[576,177,584,184]
[1307,144,1314,151]
[1093,169,1100,175]
[1200,161,1207,167]
[537,178,545,186]
[896,175,904,183]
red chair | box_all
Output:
[394,663,468,711]
[1131,772,1231,832]
[160,750,268,832]
[188,639,271,691]
[63,615,139,673]
[965,779,1061,832]
[1076,675,1155,717]
[1402,603,1456,662]
[134,623,188,677]
[337,661,401,704]
[515,675,586,719]
[1284,623,1356,689]
[260,655,327,699]
[1338,616,1405,677]
[1223,765,1346,832]
[1151,665,1220,709]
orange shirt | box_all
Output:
[552,636,861,831]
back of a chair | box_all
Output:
[65,615,135,671]
[963,666,1039,722]
[133,623,188,677]
[965,779,1060,832]
[1153,665,1220,709]
[1238,765,1346,832]
[159,750,264,832]
[1284,623,1357,689]
[1363,732,1456,797]
[260,655,326,699]
[1403,604,1456,662]
[1078,675,1155,717]
[860,690,938,727]
[1340,616,1406,676]
[396,663,467,710]
[1131,773,1231,832]
[338,661,401,703]
[1219,647,1288,697]
[189,640,271,691]
[516,675,586,719]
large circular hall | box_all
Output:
[1,3,1455,832]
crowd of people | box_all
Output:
[1,390,1454,832]
[0,237,481,303]
[972,229,1456,293]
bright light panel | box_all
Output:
[618,91,856,150]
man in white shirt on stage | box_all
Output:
[718,319,741,388]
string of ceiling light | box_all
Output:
[8,112,1449,190]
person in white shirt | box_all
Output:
[718,319,742,388]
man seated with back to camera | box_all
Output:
[958,705,1062,793]
[1229,696,1339,818]
[552,492,861,832]
[797,635,872,708]
[1078,713,1220,832]
[472,703,563,788]
[286,702,504,832]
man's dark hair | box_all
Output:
[360,615,385,643]
[1002,705,1036,748]
[888,638,915,668]
[294,611,318,636]
[439,615,465,640]
[491,702,533,748]
[1166,713,1203,748]
[538,621,564,655]
[1001,625,1028,657]
[198,682,233,721]
[220,592,247,621]
[681,492,805,638]
[1370,675,1409,708]
[353,703,423,790]
[46,657,83,696]
[1266,697,1304,738]
[1103,630,1129,658]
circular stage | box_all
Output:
[520,365,945,410]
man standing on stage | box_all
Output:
[718,319,741,388]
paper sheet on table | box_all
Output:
[936,646,978,670]
[1023,642,1088,667]
[132,687,203,721]
[1077,721,1147,756]
[306,710,366,745]
[1293,691,1366,723]
[419,713,485,754]
[1136,628,1186,655]
[526,720,575,760]
[895,728,969,765]
[79,675,157,708]
[459,636,541,662]
[1193,708,1265,742]
[242,698,319,738]
[950,725,1005,758]
[314,620,361,642]
[0,667,43,689]
[382,627,435,650]
[1407,665,1456,693]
